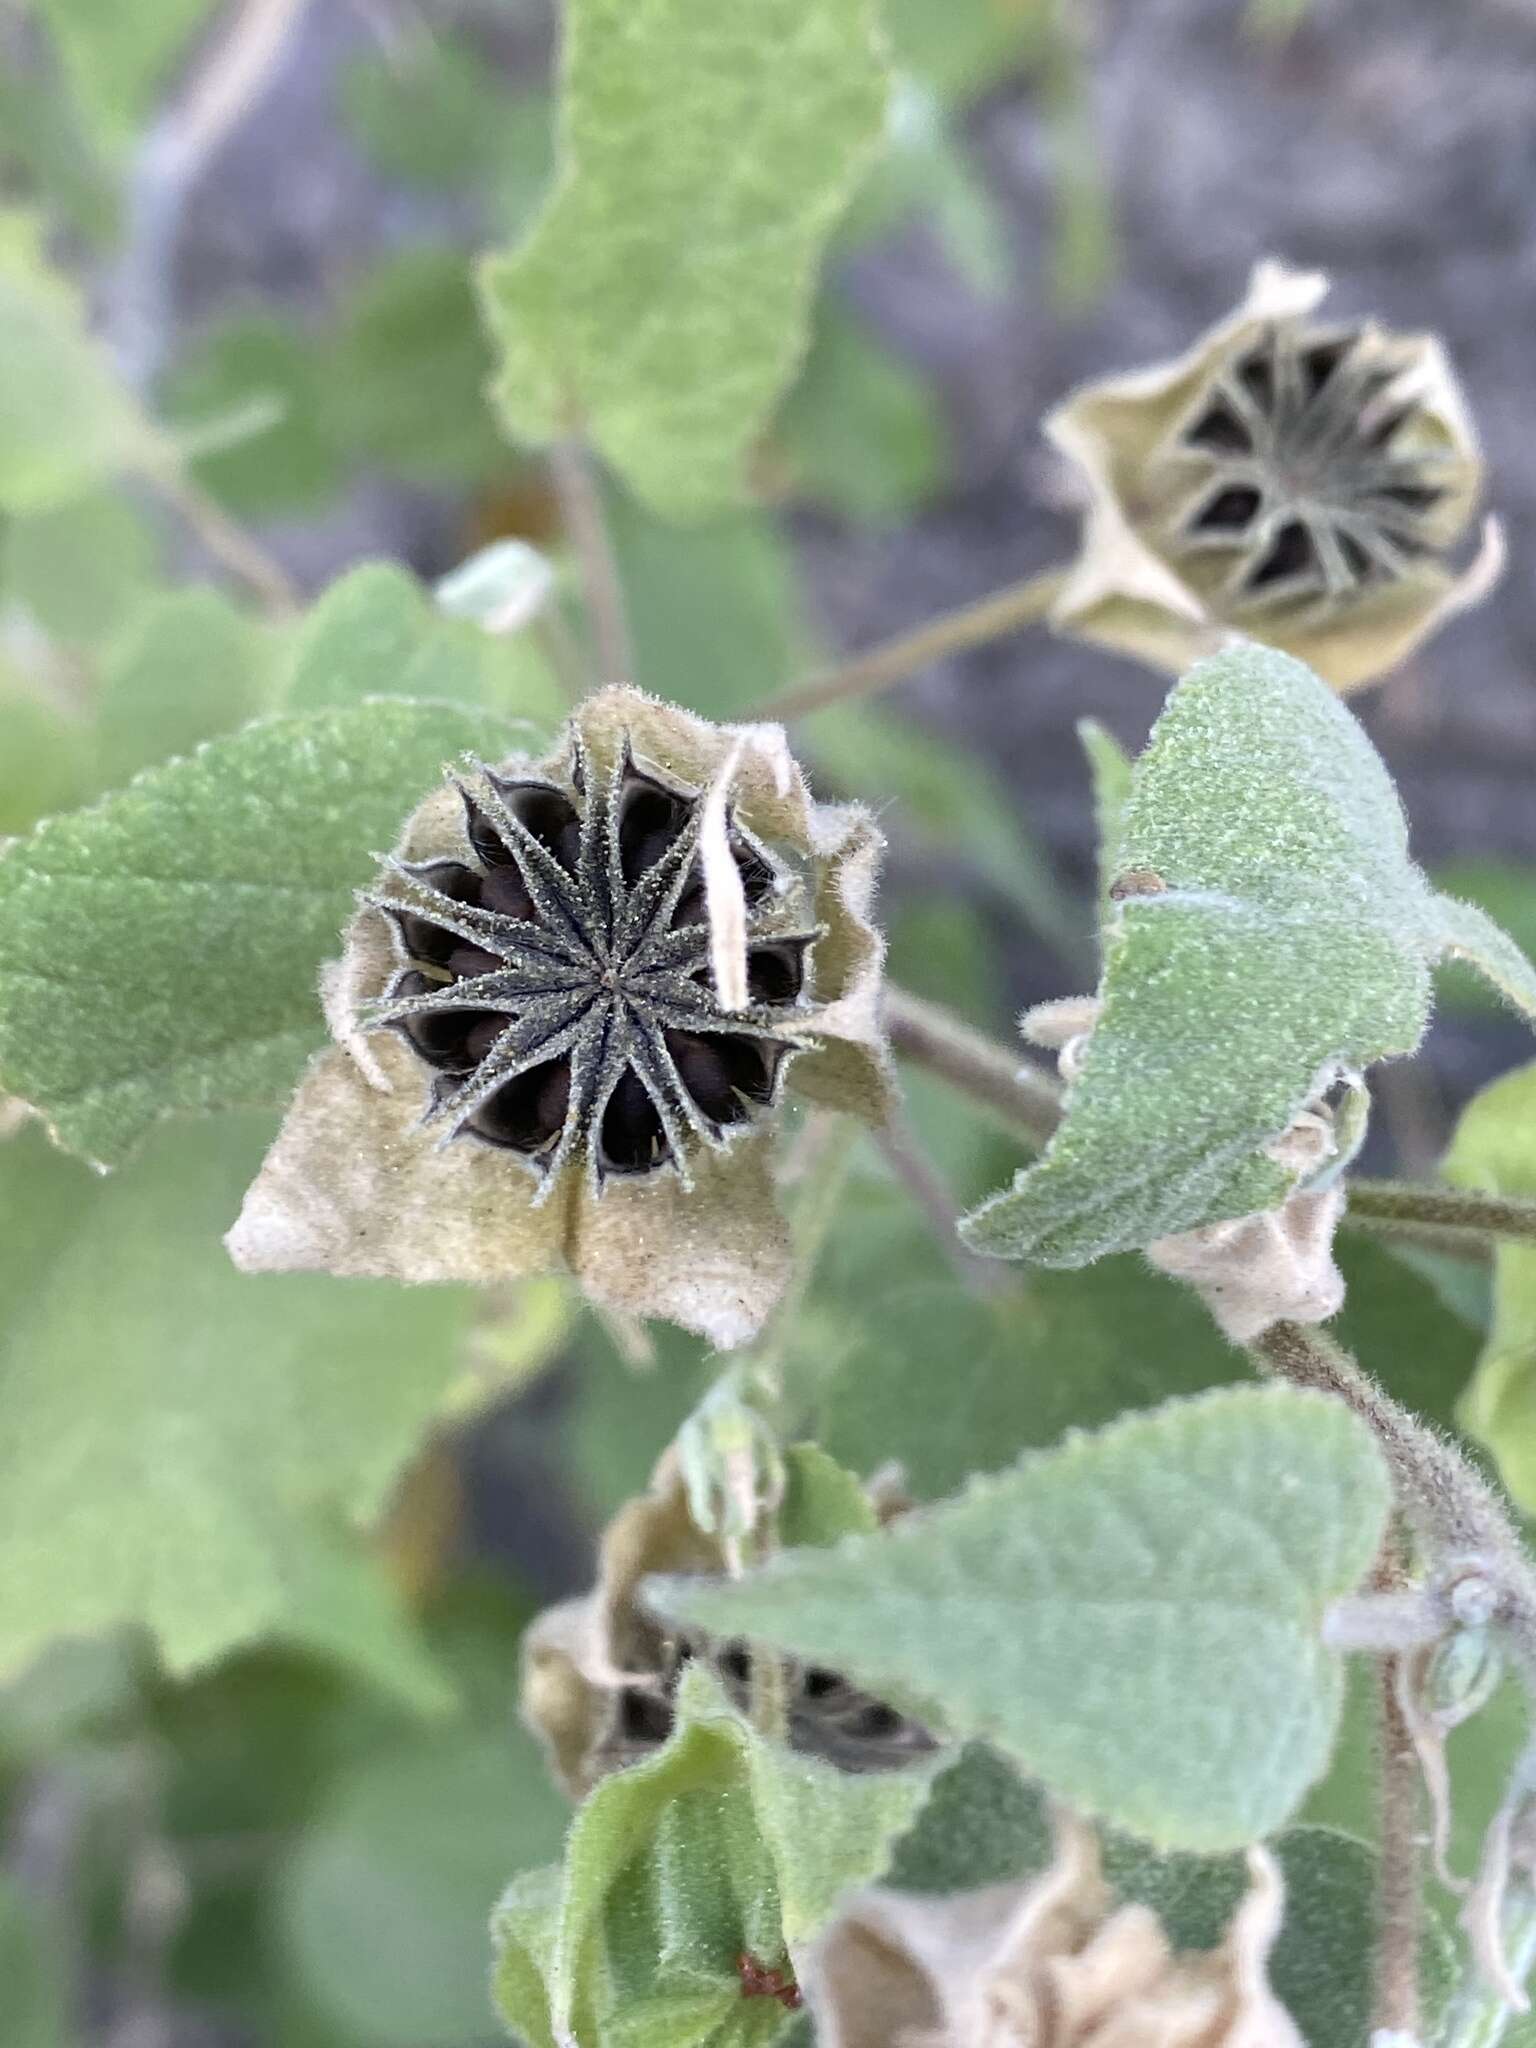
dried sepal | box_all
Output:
[1144,1112,1347,1345]
[1047,258,1501,693]
[521,1451,933,1799]
[803,1807,1303,2048]
[1025,997,1355,1341]
[226,688,894,1347]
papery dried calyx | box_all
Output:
[1025,999,1359,1342]
[1047,258,1501,692]
[521,1452,933,1799]
[226,688,893,1347]
[803,1806,1303,2048]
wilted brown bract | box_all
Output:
[804,1807,1304,2047]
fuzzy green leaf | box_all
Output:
[0,1872,68,2048]
[94,588,280,787]
[1444,1060,1536,1510]
[608,497,814,716]
[0,1115,485,1694]
[1434,892,1536,1022]
[29,0,215,145]
[0,696,514,1166]
[776,304,948,523]
[963,645,1536,1266]
[656,1385,1390,1851]
[492,1666,942,2048]
[0,664,91,836]
[807,702,1081,959]
[0,211,151,511]
[778,1443,878,1549]
[282,560,564,726]
[1,489,160,647]
[280,1724,569,2048]
[886,1742,1050,1894]
[1077,716,1132,912]
[478,0,889,519]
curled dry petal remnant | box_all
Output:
[226,689,893,1347]
[1025,1000,1353,1342]
[521,1451,934,1799]
[1047,257,1502,692]
[804,1807,1303,2048]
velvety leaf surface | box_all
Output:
[0,1872,69,2048]
[280,1726,568,2048]
[0,662,92,836]
[963,645,1536,1265]
[1444,1059,1536,1508]
[0,210,151,511]
[93,587,280,787]
[0,1114,488,1692]
[657,1386,1390,1850]
[479,0,889,518]
[492,1666,942,2048]
[1077,715,1132,911]
[0,489,161,649]
[811,1252,1238,1501]
[30,0,215,144]
[0,697,514,1165]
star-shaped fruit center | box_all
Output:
[366,739,817,1192]
[1166,320,1457,612]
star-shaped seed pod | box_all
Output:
[225,689,893,1347]
[522,1452,933,1799]
[803,1806,1303,2048]
[1047,259,1502,692]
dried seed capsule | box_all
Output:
[367,740,817,1185]
[226,689,894,1347]
[1047,259,1502,692]
[804,1806,1304,2048]
[521,1454,935,1799]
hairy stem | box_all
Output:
[754,1114,860,1388]
[535,606,590,705]
[884,985,1063,1147]
[140,451,300,618]
[1248,1322,1521,1567]
[548,435,634,685]
[873,1117,1009,1295]
[1374,1526,1425,2041]
[1341,1211,1494,1266]
[1348,1181,1536,1249]
[758,567,1068,723]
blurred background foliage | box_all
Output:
[2,0,1536,2042]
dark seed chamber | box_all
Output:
[369,739,818,1186]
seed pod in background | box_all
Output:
[1046,259,1502,692]
[522,1452,932,1799]
[225,688,894,1348]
